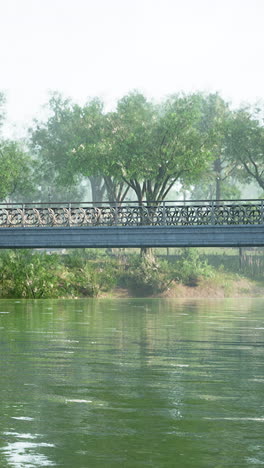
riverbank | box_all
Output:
[0,249,263,299]
[105,277,264,299]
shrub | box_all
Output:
[0,250,62,298]
[120,256,171,296]
[171,248,214,286]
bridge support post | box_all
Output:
[114,203,118,226]
[162,201,166,225]
[210,200,215,225]
[22,204,25,228]
[68,203,71,226]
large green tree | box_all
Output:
[106,92,213,205]
[0,140,35,202]
[190,93,240,201]
[226,105,264,192]
[30,93,87,202]
[69,98,129,203]
[30,91,226,207]
[30,93,129,203]
[0,92,36,202]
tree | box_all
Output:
[0,140,35,202]
[0,93,35,202]
[29,93,88,202]
[106,92,213,205]
[190,93,240,201]
[30,91,227,209]
[30,93,128,203]
[226,105,264,192]
[69,98,129,203]
[101,91,214,260]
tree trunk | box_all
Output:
[140,247,156,264]
[239,247,243,270]
[89,176,105,205]
[215,176,221,201]
[214,156,222,203]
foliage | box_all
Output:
[29,93,124,202]
[0,250,62,298]
[0,248,263,299]
[0,140,36,201]
[29,93,88,202]
[29,91,217,206]
[63,250,119,294]
[225,105,264,191]
[0,249,119,299]
[119,249,214,294]
[108,92,213,204]
[1,89,264,207]
[0,93,37,202]
[189,93,239,200]
[30,90,264,206]
[121,256,172,295]
[191,178,241,200]
[171,248,214,286]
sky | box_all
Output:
[0,0,264,137]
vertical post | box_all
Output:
[162,201,166,225]
[68,202,71,226]
[211,200,215,225]
[261,199,264,225]
[22,204,25,227]
[239,247,243,270]
[115,202,118,226]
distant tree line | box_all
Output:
[0,90,264,203]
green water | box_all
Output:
[0,298,264,467]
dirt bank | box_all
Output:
[105,278,264,299]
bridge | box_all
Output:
[0,199,263,248]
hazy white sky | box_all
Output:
[0,0,263,136]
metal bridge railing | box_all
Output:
[0,199,263,227]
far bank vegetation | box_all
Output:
[0,248,263,299]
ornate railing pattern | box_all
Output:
[0,200,263,227]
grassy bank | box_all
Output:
[0,248,263,299]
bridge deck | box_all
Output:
[0,200,263,248]
[0,224,263,248]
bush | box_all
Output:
[0,248,216,299]
[171,248,214,286]
[69,259,119,297]
[0,250,62,298]
[120,256,171,296]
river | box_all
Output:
[0,298,263,467]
